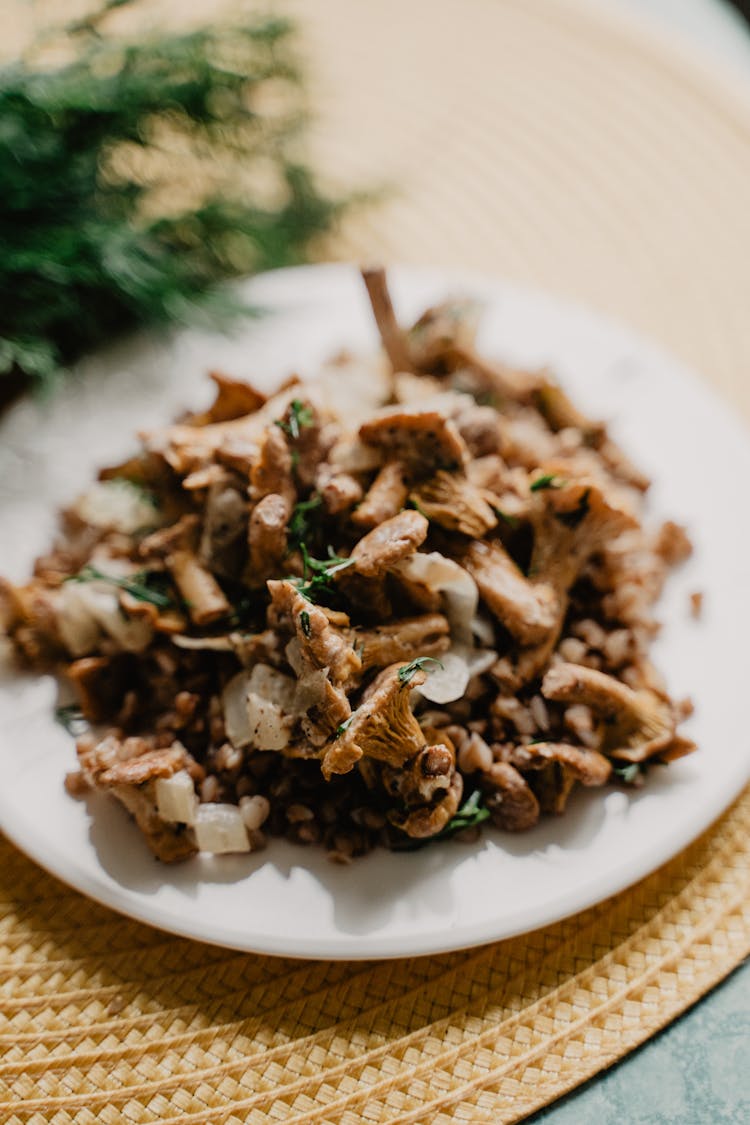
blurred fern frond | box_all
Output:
[0,7,347,391]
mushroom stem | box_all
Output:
[168,549,230,626]
[361,266,412,380]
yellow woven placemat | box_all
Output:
[2,793,749,1124]
[4,0,750,1121]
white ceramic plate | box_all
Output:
[1,264,749,960]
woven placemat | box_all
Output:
[3,0,750,1121]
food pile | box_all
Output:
[0,269,695,862]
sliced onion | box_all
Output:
[194,803,250,854]
[471,613,496,648]
[415,650,470,705]
[222,668,294,751]
[56,584,103,656]
[394,552,478,645]
[59,583,153,653]
[155,770,198,826]
[73,480,159,534]
[247,663,296,711]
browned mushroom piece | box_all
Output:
[98,743,188,787]
[407,298,482,371]
[349,613,450,673]
[360,266,413,376]
[541,662,686,763]
[508,477,639,683]
[199,481,248,580]
[320,662,428,778]
[454,403,504,457]
[182,370,267,426]
[267,580,361,688]
[444,346,542,403]
[274,396,333,493]
[79,737,197,862]
[315,464,363,516]
[389,771,464,839]
[140,514,230,626]
[410,470,498,537]
[351,461,410,529]
[349,510,429,579]
[247,494,290,587]
[67,655,130,721]
[110,784,197,862]
[533,377,605,444]
[461,539,558,647]
[359,406,468,476]
[0,578,63,663]
[250,423,296,508]
[480,761,540,831]
[509,741,612,787]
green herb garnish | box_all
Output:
[613,763,642,785]
[288,494,323,551]
[335,716,354,738]
[66,565,174,608]
[555,488,591,529]
[291,545,355,603]
[275,399,314,441]
[397,656,445,687]
[393,788,491,850]
[434,789,491,839]
[530,473,564,492]
[494,507,520,529]
[300,610,311,638]
[55,703,88,737]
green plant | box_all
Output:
[0,4,346,391]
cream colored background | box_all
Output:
[6,0,750,418]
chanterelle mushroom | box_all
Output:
[321,662,426,778]
[541,662,682,762]
[359,405,468,475]
[267,579,361,748]
[410,470,498,537]
[462,539,558,647]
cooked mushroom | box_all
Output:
[389,771,464,838]
[360,266,412,377]
[199,482,248,579]
[533,377,605,444]
[250,424,296,508]
[542,662,678,762]
[480,761,540,831]
[359,406,468,475]
[267,579,361,687]
[320,662,428,778]
[510,741,612,786]
[410,470,498,537]
[247,494,290,587]
[462,540,558,647]
[350,613,450,672]
[349,510,429,580]
[183,370,266,426]
[351,461,409,529]
[315,464,363,515]
[140,515,230,626]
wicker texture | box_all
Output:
[3,0,750,1120]
[1,789,749,1124]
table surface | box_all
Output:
[536,5,750,1119]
